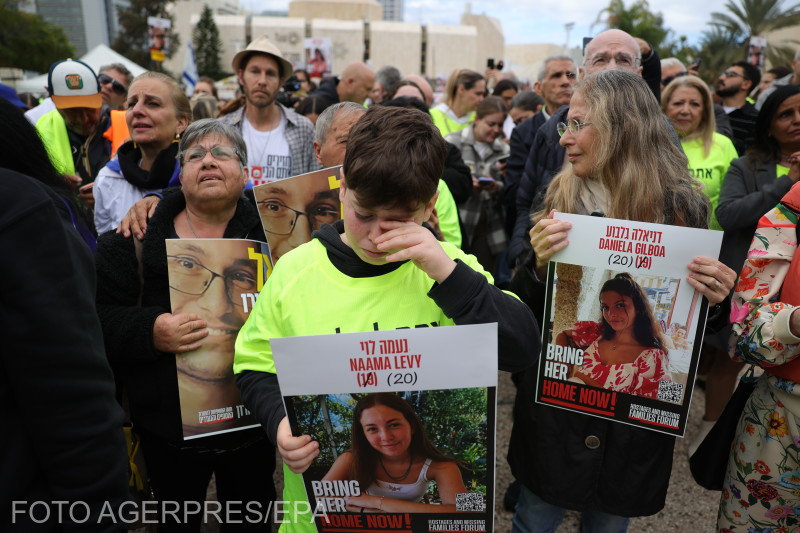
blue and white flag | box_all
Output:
[182,42,199,97]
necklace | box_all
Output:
[245,110,280,168]
[185,210,199,238]
[379,455,413,482]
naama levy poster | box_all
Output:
[535,213,722,437]
[273,324,497,533]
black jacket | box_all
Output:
[312,77,341,107]
[0,169,128,532]
[95,190,267,446]
[716,156,794,272]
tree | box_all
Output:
[0,2,74,72]
[193,4,226,80]
[112,0,179,71]
[710,0,800,66]
[594,0,670,51]
[696,28,745,85]
[594,0,700,65]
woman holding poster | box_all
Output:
[558,273,673,399]
[96,119,276,531]
[507,70,736,532]
[322,393,468,513]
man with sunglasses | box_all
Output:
[98,63,132,110]
[717,61,761,155]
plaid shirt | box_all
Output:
[219,102,320,177]
[446,126,509,255]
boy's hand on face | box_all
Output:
[374,221,456,283]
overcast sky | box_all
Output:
[247,0,730,47]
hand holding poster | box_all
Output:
[253,166,341,263]
[166,238,272,439]
[272,324,497,533]
[535,213,722,436]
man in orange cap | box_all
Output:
[36,59,113,205]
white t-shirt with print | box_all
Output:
[242,111,292,186]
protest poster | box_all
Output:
[305,37,332,78]
[166,238,272,439]
[272,323,497,533]
[748,36,767,69]
[147,16,171,62]
[253,166,341,263]
[535,213,722,436]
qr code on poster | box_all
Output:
[657,380,684,403]
[456,492,486,512]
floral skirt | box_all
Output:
[717,377,800,531]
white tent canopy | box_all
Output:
[16,44,147,94]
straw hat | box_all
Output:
[231,37,293,79]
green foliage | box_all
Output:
[291,388,490,491]
[193,5,226,79]
[696,27,746,85]
[594,0,698,66]
[0,2,74,72]
[709,0,800,67]
[112,0,179,71]
[594,0,670,49]
[711,0,800,37]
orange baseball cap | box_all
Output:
[47,59,102,109]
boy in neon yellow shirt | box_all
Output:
[234,106,538,531]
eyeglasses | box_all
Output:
[98,74,127,95]
[720,70,744,79]
[557,119,592,137]
[257,199,340,235]
[167,255,257,307]
[182,145,239,164]
[586,53,640,69]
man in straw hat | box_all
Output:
[220,36,318,187]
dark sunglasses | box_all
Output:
[98,74,127,95]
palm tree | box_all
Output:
[594,0,670,51]
[710,0,800,66]
[696,28,746,84]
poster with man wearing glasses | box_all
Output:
[254,166,342,263]
[166,238,272,439]
[148,16,171,62]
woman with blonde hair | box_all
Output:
[661,75,738,231]
[430,69,485,137]
[94,71,192,233]
[508,70,736,532]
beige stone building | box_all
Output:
[164,0,505,81]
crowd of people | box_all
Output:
[2,23,800,533]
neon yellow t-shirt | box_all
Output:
[777,164,790,179]
[430,105,474,137]
[435,179,462,248]
[234,236,492,532]
[681,132,738,230]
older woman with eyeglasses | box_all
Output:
[513,70,736,533]
[95,118,276,532]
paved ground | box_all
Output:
[191,370,721,532]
